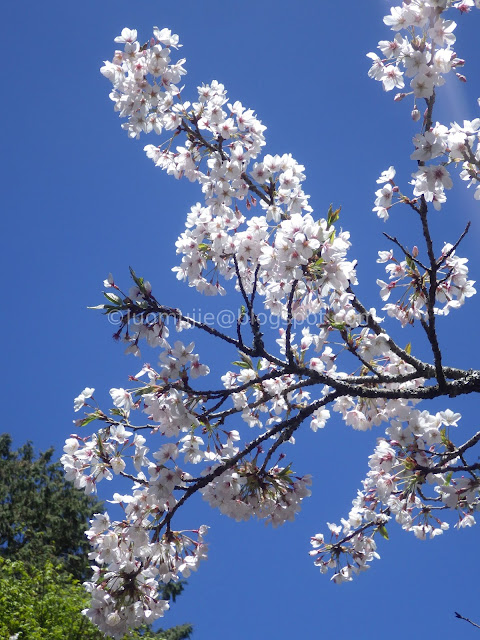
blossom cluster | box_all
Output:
[201,462,312,526]
[100,27,185,140]
[368,1,480,215]
[63,417,209,636]
[101,28,356,317]
[376,237,476,324]
[84,508,207,638]
[373,114,480,219]
[64,363,315,635]
[366,0,479,99]
[310,407,479,583]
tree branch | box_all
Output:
[455,612,480,630]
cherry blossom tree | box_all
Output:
[63,1,480,636]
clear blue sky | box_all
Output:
[2,1,480,638]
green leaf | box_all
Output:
[440,427,450,447]
[79,412,101,427]
[378,525,389,540]
[103,292,122,305]
[329,321,346,331]
[406,255,415,270]
[232,352,254,370]
[326,203,341,227]
[240,353,253,368]
[232,360,251,369]
[129,266,144,288]
[134,385,159,397]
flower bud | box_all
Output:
[411,108,421,122]
[456,73,467,83]
[394,92,406,102]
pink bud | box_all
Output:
[411,108,421,122]
[456,73,467,83]
[394,92,406,102]
[412,246,419,258]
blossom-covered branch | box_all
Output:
[64,2,480,636]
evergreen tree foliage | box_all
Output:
[0,433,101,580]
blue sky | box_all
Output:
[3,0,480,638]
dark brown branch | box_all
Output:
[250,264,261,308]
[415,430,480,475]
[285,280,298,366]
[423,89,436,134]
[417,196,446,389]
[423,461,480,473]
[232,255,265,355]
[348,288,435,376]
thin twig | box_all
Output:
[383,232,429,271]
[436,221,471,268]
[455,612,480,630]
